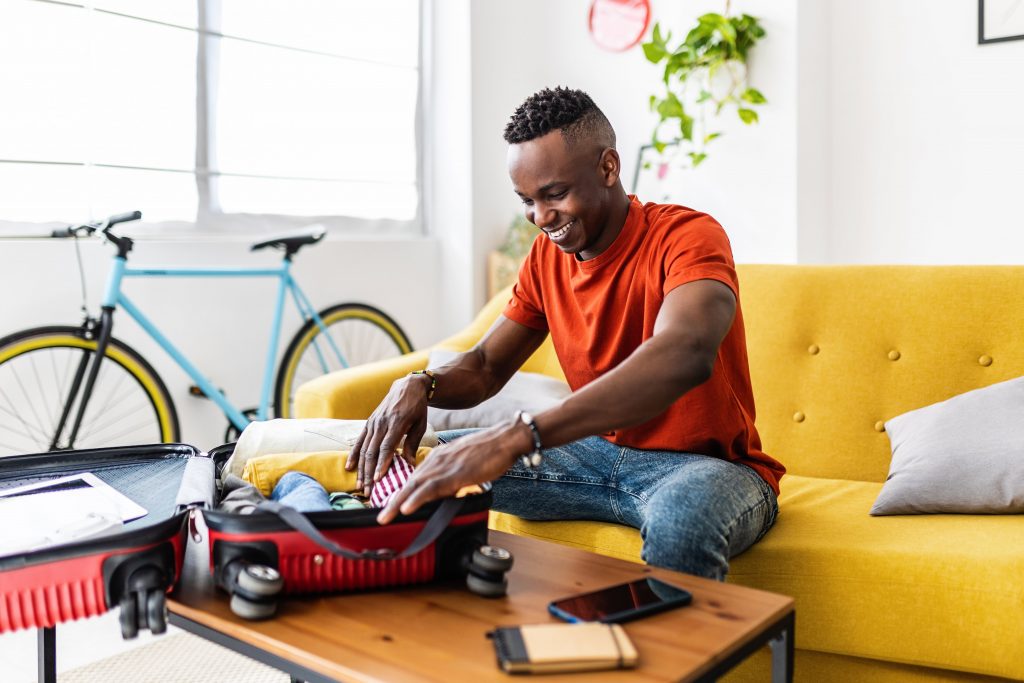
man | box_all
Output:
[351,86,784,580]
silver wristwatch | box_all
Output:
[517,410,543,469]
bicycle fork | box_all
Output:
[49,309,114,450]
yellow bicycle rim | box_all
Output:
[278,309,411,418]
[0,335,176,441]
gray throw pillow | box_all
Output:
[870,376,1024,515]
[425,349,571,431]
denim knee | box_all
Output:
[637,462,775,581]
[640,502,730,580]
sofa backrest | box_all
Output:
[451,266,1024,483]
[739,265,1024,481]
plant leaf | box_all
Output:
[689,152,708,167]
[741,87,767,104]
[643,41,668,63]
[656,92,684,120]
[680,113,694,141]
[697,89,712,103]
[738,108,759,124]
[704,132,723,144]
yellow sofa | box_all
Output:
[296,265,1024,682]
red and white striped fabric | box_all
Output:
[369,456,415,508]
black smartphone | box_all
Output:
[547,577,693,624]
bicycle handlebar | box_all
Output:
[107,211,142,227]
[51,211,143,239]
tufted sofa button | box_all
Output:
[979,355,993,367]
[808,344,820,355]
[793,411,805,423]
[874,421,886,433]
[888,350,901,361]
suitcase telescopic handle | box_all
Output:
[255,497,464,561]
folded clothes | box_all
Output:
[271,472,331,513]
[224,418,440,480]
[328,492,367,511]
[242,447,433,497]
[218,474,268,514]
[369,457,415,509]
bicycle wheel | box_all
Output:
[275,303,413,419]
[0,326,179,457]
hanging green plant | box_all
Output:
[642,8,766,168]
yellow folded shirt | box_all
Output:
[241,447,433,497]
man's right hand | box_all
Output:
[347,373,432,497]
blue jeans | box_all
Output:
[438,430,778,580]
[271,471,332,512]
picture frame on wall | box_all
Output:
[978,0,1024,44]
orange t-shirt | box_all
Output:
[503,197,784,494]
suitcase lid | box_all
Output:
[0,443,198,570]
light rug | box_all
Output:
[57,631,287,683]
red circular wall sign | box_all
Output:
[588,0,652,52]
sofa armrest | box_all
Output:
[294,350,430,420]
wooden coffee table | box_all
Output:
[168,531,794,682]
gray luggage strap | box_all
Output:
[255,497,464,561]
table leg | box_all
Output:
[769,611,795,683]
[38,626,56,683]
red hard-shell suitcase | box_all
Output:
[0,442,502,635]
[0,444,194,638]
[200,443,498,620]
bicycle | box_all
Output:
[0,211,414,457]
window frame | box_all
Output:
[0,0,425,237]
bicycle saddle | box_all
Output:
[251,227,326,258]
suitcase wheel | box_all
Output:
[237,564,284,597]
[228,563,282,620]
[119,594,138,640]
[472,545,514,573]
[466,571,509,598]
[230,593,278,620]
[465,545,513,598]
[146,589,168,635]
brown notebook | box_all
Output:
[488,622,639,674]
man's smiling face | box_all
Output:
[508,130,620,260]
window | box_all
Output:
[0,0,422,233]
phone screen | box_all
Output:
[548,578,692,623]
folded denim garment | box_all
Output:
[271,471,332,513]
[241,447,432,497]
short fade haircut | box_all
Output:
[503,86,616,150]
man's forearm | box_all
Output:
[410,348,511,410]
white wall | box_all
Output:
[825,0,1024,263]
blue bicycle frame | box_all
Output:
[100,256,347,431]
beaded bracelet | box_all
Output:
[409,369,437,401]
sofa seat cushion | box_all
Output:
[490,474,1024,680]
